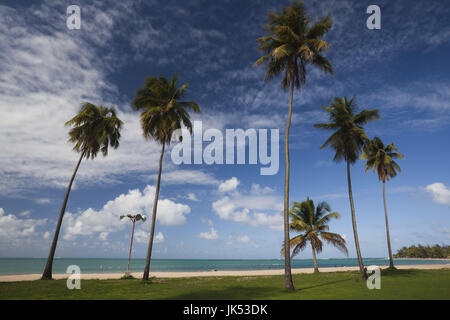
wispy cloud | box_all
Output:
[360,82,450,133]
[197,228,219,240]
[0,2,168,196]
[146,169,220,186]
[431,222,450,240]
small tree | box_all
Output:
[360,137,404,269]
[282,198,348,273]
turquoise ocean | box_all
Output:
[0,258,448,275]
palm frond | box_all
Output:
[254,0,333,90]
[131,74,201,145]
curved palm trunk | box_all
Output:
[383,181,395,268]
[42,151,85,280]
[282,82,295,291]
[346,160,367,280]
[126,218,136,275]
[312,246,319,273]
[143,143,165,281]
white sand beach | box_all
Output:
[0,264,449,282]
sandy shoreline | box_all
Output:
[0,264,449,282]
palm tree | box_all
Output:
[120,213,147,275]
[131,75,200,281]
[360,137,404,269]
[42,103,123,280]
[254,0,334,291]
[313,96,379,280]
[283,198,348,272]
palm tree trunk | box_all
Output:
[127,218,136,275]
[383,181,395,268]
[41,151,85,280]
[143,143,165,281]
[312,246,319,273]
[346,160,367,280]
[282,81,295,291]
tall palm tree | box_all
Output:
[282,198,348,273]
[360,137,404,269]
[42,103,123,280]
[314,96,379,280]
[254,0,333,291]
[131,75,200,281]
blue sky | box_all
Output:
[0,0,449,259]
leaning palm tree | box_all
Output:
[42,103,123,279]
[282,197,348,272]
[254,0,334,291]
[132,75,200,281]
[360,137,404,269]
[314,96,379,280]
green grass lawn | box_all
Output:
[1,269,449,300]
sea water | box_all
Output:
[0,258,448,275]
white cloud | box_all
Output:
[226,234,257,247]
[0,207,47,246]
[218,177,240,193]
[43,231,50,240]
[315,160,332,168]
[19,210,31,217]
[250,184,274,195]
[147,169,220,186]
[251,212,283,230]
[212,182,283,230]
[62,185,190,240]
[431,222,450,239]
[426,183,450,206]
[134,230,164,244]
[134,230,147,244]
[212,198,251,223]
[155,232,164,243]
[35,198,52,205]
[197,228,219,240]
[236,235,251,243]
[315,193,348,200]
[201,218,214,227]
[187,193,199,201]
[99,232,109,241]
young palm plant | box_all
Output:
[41,103,123,279]
[131,75,200,281]
[254,0,334,291]
[314,96,379,280]
[360,137,404,269]
[282,198,348,272]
